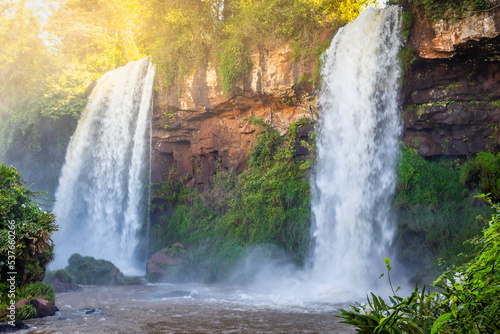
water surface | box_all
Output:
[25,284,356,333]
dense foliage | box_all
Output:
[140,0,374,93]
[461,151,500,202]
[339,194,500,333]
[392,0,492,20]
[64,253,141,285]
[395,147,491,281]
[0,0,141,194]
[150,119,313,281]
[0,163,57,286]
[0,163,57,320]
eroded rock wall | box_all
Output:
[402,6,500,156]
[151,6,500,190]
[151,43,320,189]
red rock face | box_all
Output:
[151,43,320,190]
[146,244,189,281]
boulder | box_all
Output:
[0,320,29,332]
[146,243,188,282]
[50,277,82,293]
[66,254,125,285]
[29,299,58,318]
[13,300,29,308]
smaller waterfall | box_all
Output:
[311,7,402,290]
[53,57,155,274]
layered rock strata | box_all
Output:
[151,44,320,189]
[402,6,500,156]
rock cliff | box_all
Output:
[151,6,500,189]
[402,5,500,156]
[151,43,321,188]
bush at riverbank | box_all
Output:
[0,163,58,321]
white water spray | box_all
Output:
[311,6,402,291]
[53,57,155,274]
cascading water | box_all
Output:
[52,57,155,274]
[311,6,402,291]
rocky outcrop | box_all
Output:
[146,243,188,282]
[409,5,500,59]
[151,43,320,189]
[50,277,82,293]
[14,299,58,318]
[0,320,29,332]
[151,7,500,178]
[402,6,500,156]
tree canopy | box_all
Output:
[0,0,374,192]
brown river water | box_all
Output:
[23,284,357,333]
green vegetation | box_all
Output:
[396,0,492,20]
[340,195,500,333]
[0,0,374,193]
[150,118,313,281]
[141,0,374,94]
[0,280,55,321]
[0,163,58,286]
[395,146,491,280]
[461,151,500,202]
[0,0,143,194]
[65,253,141,285]
[0,163,57,320]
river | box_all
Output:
[24,284,356,333]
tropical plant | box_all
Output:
[339,195,500,333]
[0,163,58,286]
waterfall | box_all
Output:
[311,7,402,290]
[52,57,155,274]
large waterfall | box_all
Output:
[311,7,402,290]
[53,57,155,274]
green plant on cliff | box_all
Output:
[461,151,500,202]
[395,146,491,280]
[140,0,375,95]
[402,0,492,20]
[218,34,252,95]
[151,119,314,281]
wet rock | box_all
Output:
[0,320,29,332]
[84,308,102,314]
[155,290,192,298]
[146,243,188,282]
[13,300,29,308]
[30,299,58,318]
[51,277,82,293]
[14,299,58,319]
[409,5,500,59]
[66,254,126,285]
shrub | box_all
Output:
[0,163,58,286]
[18,281,55,302]
[66,254,124,285]
[16,304,37,321]
[44,269,74,285]
[408,0,491,20]
[394,146,490,279]
[461,151,500,202]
